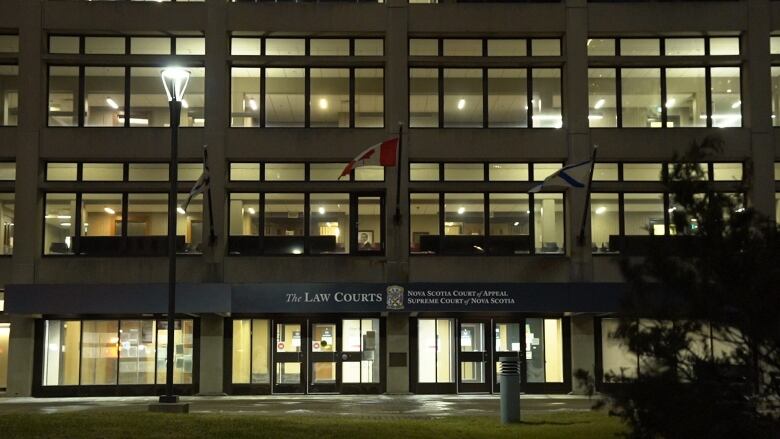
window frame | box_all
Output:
[226,191,386,257]
[408,191,565,256]
[229,65,385,129]
[47,63,205,128]
[42,190,204,257]
[408,66,563,129]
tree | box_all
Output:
[581,136,780,438]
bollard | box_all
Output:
[499,356,521,424]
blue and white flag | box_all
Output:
[529,160,593,193]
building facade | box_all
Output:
[0,0,778,397]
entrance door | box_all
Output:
[309,320,340,393]
[458,319,492,392]
[493,320,523,393]
[414,318,457,393]
[341,318,382,393]
[273,320,306,393]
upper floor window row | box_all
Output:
[48,66,205,127]
[591,192,744,255]
[0,163,15,181]
[587,36,740,57]
[409,162,742,183]
[410,68,561,128]
[595,162,743,182]
[410,192,564,256]
[49,35,205,56]
[769,36,780,55]
[44,192,204,256]
[0,65,18,127]
[229,192,384,256]
[231,36,383,56]
[46,162,203,182]
[0,34,18,54]
[230,162,384,182]
[84,0,203,2]
[588,67,741,128]
[770,67,780,126]
[410,38,560,57]
[231,67,383,128]
[0,193,13,256]
[411,162,562,182]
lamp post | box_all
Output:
[159,67,190,404]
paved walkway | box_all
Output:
[0,394,598,418]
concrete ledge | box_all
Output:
[148,402,190,414]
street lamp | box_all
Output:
[159,67,190,405]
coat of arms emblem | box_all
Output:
[386,285,404,310]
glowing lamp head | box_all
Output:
[160,68,191,102]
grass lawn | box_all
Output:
[0,410,626,438]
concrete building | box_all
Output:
[0,0,778,397]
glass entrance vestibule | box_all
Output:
[411,316,570,394]
[227,316,385,394]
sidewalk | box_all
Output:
[0,394,598,418]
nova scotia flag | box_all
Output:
[529,160,593,193]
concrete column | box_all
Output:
[569,315,595,394]
[385,313,409,394]
[565,0,593,281]
[745,0,775,219]
[7,0,44,397]
[203,0,228,281]
[384,0,411,395]
[385,0,409,283]
[5,316,35,396]
[198,315,225,395]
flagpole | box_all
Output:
[394,122,404,225]
[577,144,599,247]
[203,145,216,246]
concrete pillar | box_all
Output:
[745,0,775,219]
[385,0,409,282]
[569,314,595,394]
[7,0,44,397]
[385,313,409,394]
[384,1,411,395]
[198,315,225,395]
[5,316,35,396]
[203,0,228,281]
[565,0,593,281]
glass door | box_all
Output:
[458,319,491,392]
[341,318,382,393]
[524,317,566,393]
[414,318,457,393]
[273,320,306,393]
[309,320,340,393]
[493,320,523,393]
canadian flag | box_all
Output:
[338,138,399,179]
